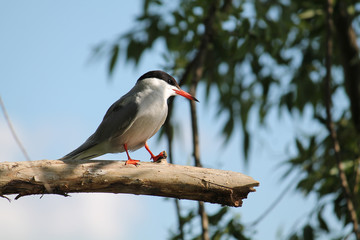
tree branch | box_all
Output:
[334,1,360,134]
[325,1,360,238]
[0,96,31,161]
[0,159,258,207]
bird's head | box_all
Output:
[137,70,199,102]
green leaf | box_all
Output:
[108,45,119,77]
[208,207,228,225]
[317,211,329,232]
[303,225,314,240]
[222,114,234,142]
[298,9,323,20]
[243,129,250,160]
[295,138,305,155]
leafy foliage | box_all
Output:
[170,207,251,240]
[95,0,360,239]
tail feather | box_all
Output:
[60,141,105,160]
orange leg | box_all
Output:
[124,144,140,165]
[144,142,166,162]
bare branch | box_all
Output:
[325,1,360,238]
[185,2,219,239]
[334,1,360,134]
[0,96,31,161]
[0,159,259,207]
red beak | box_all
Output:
[173,89,199,102]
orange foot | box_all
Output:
[125,159,140,166]
[151,151,167,162]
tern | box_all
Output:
[61,70,198,165]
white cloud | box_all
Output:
[0,193,142,240]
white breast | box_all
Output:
[110,81,169,152]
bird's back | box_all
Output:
[60,80,169,160]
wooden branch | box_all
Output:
[334,1,360,134]
[328,1,360,239]
[0,159,259,207]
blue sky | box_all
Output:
[0,1,339,240]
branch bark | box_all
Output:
[187,2,219,239]
[334,1,360,134]
[0,159,258,207]
[325,1,360,239]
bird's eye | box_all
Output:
[167,78,173,85]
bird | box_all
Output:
[60,70,198,165]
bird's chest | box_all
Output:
[120,94,168,149]
[139,92,167,114]
[135,94,168,131]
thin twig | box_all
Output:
[186,2,220,239]
[0,96,31,161]
[198,201,209,240]
[167,1,229,238]
[186,1,220,239]
[165,120,185,239]
[324,1,360,239]
[354,157,360,195]
[0,96,54,194]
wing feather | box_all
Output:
[60,94,139,160]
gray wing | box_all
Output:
[60,94,139,160]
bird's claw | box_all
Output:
[125,159,140,166]
[151,151,167,162]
